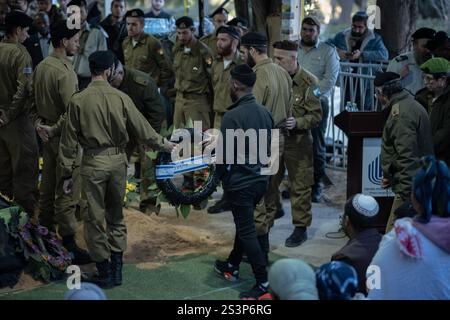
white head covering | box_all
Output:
[268,259,318,300]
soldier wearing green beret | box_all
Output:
[416,58,450,166]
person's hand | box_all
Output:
[400,64,410,78]
[0,110,9,127]
[36,124,54,143]
[63,178,74,194]
[201,131,218,148]
[337,48,349,60]
[285,117,297,130]
[162,138,176,153]
[381,177,391,189]
[349,50,361,60]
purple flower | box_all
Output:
[31,244,40,253]
[37,225,49,236]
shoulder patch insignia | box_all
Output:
[391,103,400,117]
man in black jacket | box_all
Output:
[100,0,127,63]
[213,64,274,300]
[24,11,50,69]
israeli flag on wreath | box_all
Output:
[362,138,394,197]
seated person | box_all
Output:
[368,155,450,300]
[316,261,359,300]
[268,259,318,300]
[331,194,382,294]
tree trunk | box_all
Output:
[235,0,249,23]
[337,0,355,24]
[377,0,418,59]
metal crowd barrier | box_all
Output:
[326,61,388,170]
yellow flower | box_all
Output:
[126,182,136,192]
[39,157,44,170]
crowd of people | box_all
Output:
[0,0,449,300]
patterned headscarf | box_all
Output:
[413,155,450,223]
[316,261,358,300]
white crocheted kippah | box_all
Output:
[351,194,379,217]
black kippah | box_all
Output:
[230,64,256,87]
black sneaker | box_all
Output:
[239,283,272,300]
[214,260,239,282]
[285,227,307,247]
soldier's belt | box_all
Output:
[179,92,207,99]
[84,147,125,156]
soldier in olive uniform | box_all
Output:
[210,26,242,129]
[206,26,242,215]
[387,28,436,95]
[31,20,91,264]
[416,58,450,167]
[200,7,228,57]
[122,9,173,88]
[272,40,322,247]
[59,51,174,288]
[110,58,166,213]
[173,16,213,130]
[0,11,39,215]
[239,32,292,257]
[375,72,434,232]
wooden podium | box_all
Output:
[334,110,393,232]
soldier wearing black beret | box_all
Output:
[59,49,174,288]
[201,7,228,56]
[375,70,433,232]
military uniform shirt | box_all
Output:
[0,39,33,122]
[59,80,165,178]
[122,32,173,87]
[172,40,213,95]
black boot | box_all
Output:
[257,233,270,265]
[62,235,92,265]
[207,197,231,214]
[110,251,123,286]
[84,260,114,289]
[285,227,307,247]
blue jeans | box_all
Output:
[226,181,268,284]
[312,97,330,185]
